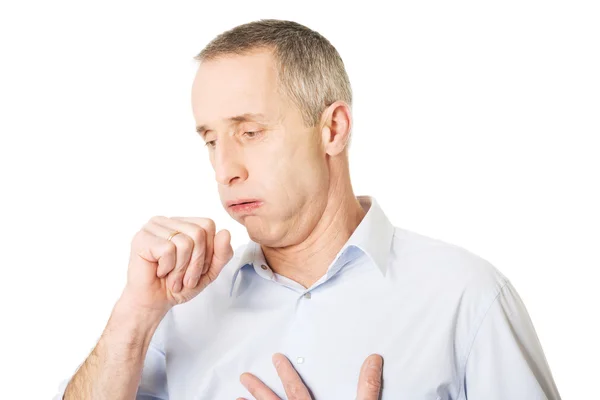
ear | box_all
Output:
[319,101,352,156]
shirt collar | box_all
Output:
[229,195,395,297]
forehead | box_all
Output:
[191,49,282,126]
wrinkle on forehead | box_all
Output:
[192,51,287,130]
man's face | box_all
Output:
[191,49,329,246]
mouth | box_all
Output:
[227,199,263,214]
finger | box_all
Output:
[163,217,213,289]
[139,220,181,280]
[131,228,177,285]
[171,217,216,275]
[195,229,233,292]
[151,216,214,290]
[272,353,312,399]
[356,354,383,400]
[178,226,205,289]
[240,372,281,400]
[144,218,194,293]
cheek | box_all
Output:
[275,152,327,191]
[250,134,326,190]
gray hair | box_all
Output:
[194,19,353,129]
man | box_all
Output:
[54,19,561,399]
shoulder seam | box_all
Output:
[456,278,510,399]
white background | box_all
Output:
[0,1,598,398]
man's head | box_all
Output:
[191,19,354,247]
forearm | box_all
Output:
[63,296,167,400]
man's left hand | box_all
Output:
[237,352,384,400]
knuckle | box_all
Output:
[132,229,145,244]
[192,227,207,244]
[197,216,214,225]
[204,219,216,234]
[287,385,302,399]
[164,240,177,255]
[182,234,195,250]
[175,243,193,271]
[149,215,166,224]
[188,255,203,273]
[365,375,382,391]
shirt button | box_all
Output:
[296,357,305,364]
[260,264,269,270]
[303,292,311,299]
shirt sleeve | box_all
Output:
[135,338,169,399]
[461,280,562,399]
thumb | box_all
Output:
[207,229,234,279]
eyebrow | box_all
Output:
[195,113,267,138]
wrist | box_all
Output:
[105,294,168,350]
[115,291,169,323]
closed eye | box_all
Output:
[204,131,262,149]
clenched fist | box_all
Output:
[121,216,234,314]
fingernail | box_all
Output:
[189,276,198,288]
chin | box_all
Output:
[244,218,280,245]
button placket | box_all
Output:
[278,284,315,371]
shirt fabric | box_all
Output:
[54,195,561,399]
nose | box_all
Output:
[213,136,248,186]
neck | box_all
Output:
[261,183,367,289]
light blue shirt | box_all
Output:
[54,195,561,399]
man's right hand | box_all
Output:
[120,216,234,314]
